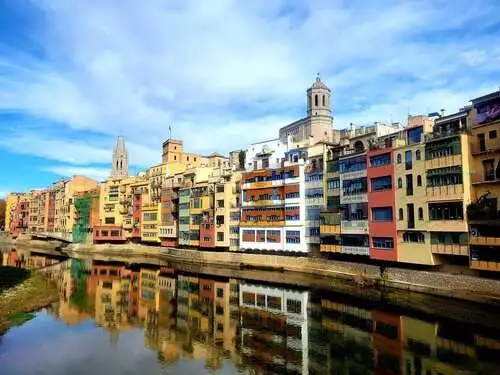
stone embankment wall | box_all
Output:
[68,243,500,304]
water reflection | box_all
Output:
[2,248,500,375]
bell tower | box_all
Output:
[111,136,128,179]
[307,74,332,118]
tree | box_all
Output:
[0,199,5,231]
[238,150,246,170]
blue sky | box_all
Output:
[1,0,500,196]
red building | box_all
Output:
[199,213,215,248]
[10,196,29,239]
[367,147,398,261]
[47,190,56,232]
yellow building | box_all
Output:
[424,110,472,266]
[96,175,139,241]
[52,176,98,234]
[395,115,436,265]
[162,139,207,167]
[141,203,162,243]
[468,90,500,272]
[5,193,23,232]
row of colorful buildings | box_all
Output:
[5,77,500,273]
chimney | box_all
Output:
[440,109,446,117]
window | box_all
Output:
[287,299,302,314]
[216,215,224,225]
[371,176,392,191]
[416,150,421,160]
[262,158,269,168]
[267,296,282,310]
[342,177,367,195]
[257,294,266,307]
[216,199,224,208]
[427,166,463,186]
[418,207,423,220]
[398,178,402,189]
[397,154,402,163]
[143,212,158,221]
[370,153,391,167]
[372,207,393,222]
[399,208,403,221]
[105,217,115,224]
[405,151,413,170]
[174,155,177,160]
[217,232,224,241]
[428,202,464,220]
[242,292,255,305]
[403,232,425,243]
[314,94,318,107]
[417,175,422,186]
[489,130,497,139]
[406,174,413,196]
[286,230,301,244]
[327,178,340,189]
[322,95,326,106]
[483,159,495,181]
[372,237,394,249]
[217,288,224,298]
[339,155,366,173]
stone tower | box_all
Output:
[307,74,332,118]
[111,136,128,179]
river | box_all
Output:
[1,248,500,375]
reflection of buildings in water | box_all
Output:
[89,263,133,334]
[172,274,240,371]
[57,299,90,325]
[311,295,500,375]
[239,283,309,375]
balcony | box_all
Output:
[340,193,367,204]
[426,185,464,201]
[341,220,368,234]
[342,246,370,256]
[467,198,500,224]
[431,243,468,256]
[470,236,500,246]
[472,173,500,185]
[242,199,283,207]
[425,154,462,169]
[320,244,342,252]
[242,181,274,190]
[240,221,285,227]
[470,260,500,272]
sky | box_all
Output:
[0,0,499,196]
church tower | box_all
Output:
[307,74,332,118]
[111,136,128,179]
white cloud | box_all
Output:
[42,165,111,181]
[0,0,499,173]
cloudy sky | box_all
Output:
[0,0,499,194]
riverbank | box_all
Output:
[0,267,59,333]
[6,237,500,306]
[63,241,500,306]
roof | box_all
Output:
[308,75,330,91]
[471,89,500,106]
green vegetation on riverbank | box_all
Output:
[0,267,59,333]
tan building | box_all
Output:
[27,189,48,232]
[162,139,207,167]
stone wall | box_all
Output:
[66,242,500,304]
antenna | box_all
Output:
[169,124,172,140]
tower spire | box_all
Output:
[111,136,129,179]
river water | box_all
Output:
[2,248,500,375]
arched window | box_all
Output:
[354,141,365,153]
[417,175,422,186]
[399,208,404,221]
[418,207,424,220]
[416,150,421,160]
[322,95,326,106]
[397,154,402,163]
[314,94,318,107]
[398,177,402,188]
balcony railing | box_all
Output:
[470,236,500,246]
[470,260,500,272]
[430,243,468,256]
[320,244,342,252]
